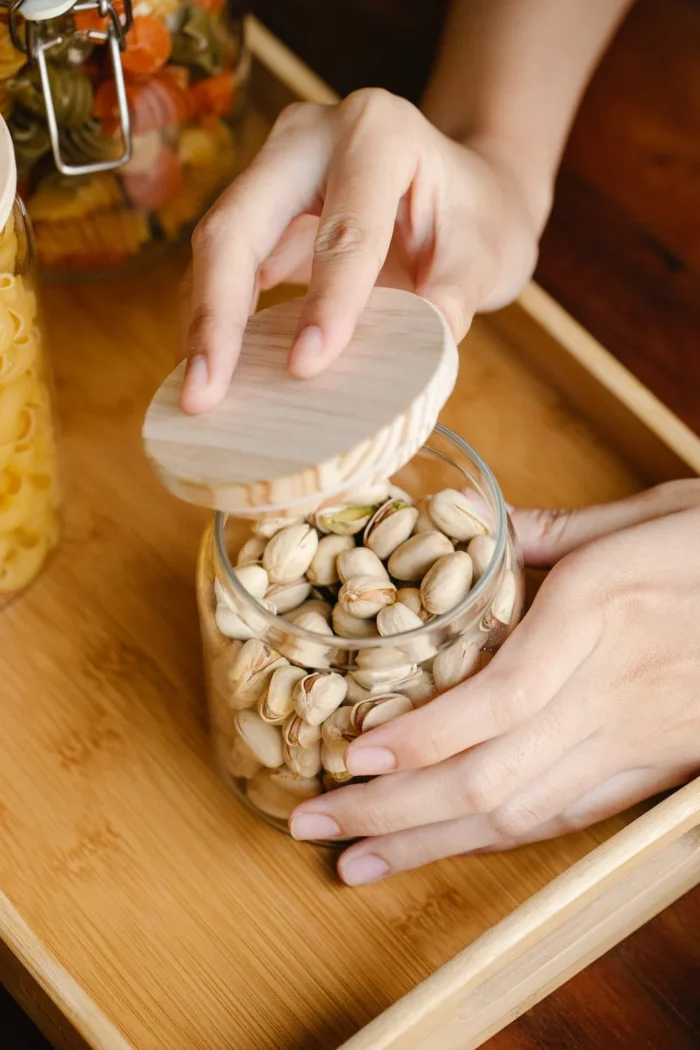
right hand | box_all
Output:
[180,88,543,413]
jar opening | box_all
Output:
[214,425,509,651]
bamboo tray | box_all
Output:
[1,17,700,1050]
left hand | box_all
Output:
[289,480,700,885]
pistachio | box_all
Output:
[393,668,436,706]
[388,484,413,503]
[209,644,246,708]
[283,737,322,777]
[429,489,489,542]
[266,578,312,615]
[353,646,415,690]
[314,504,376,536]
[215,602,257,642]
[338,575,396,619]
[246,767,321,820]
[263,523,319,585]
[321,706,357,748]
[364,500,419,560]
[307,534,355,586]
[226,732,262,779]
[279,609,334,669]
[492,570,516,624]
[258,665,307,724]
[236,535,267,566]
[337,546,388,584]
[343,673,374,703]
[421,551,473,616]
[331,603,379,639]
[395,587,431,622]
[286,599,332,623]
[233,709,284,768]
[433,636,482,693]
[228,639,288,707]
[233,563,269,600]
[283,713,322,748]
[293,672,347,726]
[253,516,304,539]
[376,602,436,663]
[387,531,454,581]
[467,535,496,581]
[321,741,352,783]
[412,496,437,535]
[352,693,414,732]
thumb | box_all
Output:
[509,487,685,568]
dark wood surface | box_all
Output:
[3,1,699,1046]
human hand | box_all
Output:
[288,480,700,885]
[179,88,541,412]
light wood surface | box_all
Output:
[1,22,700,1050]
[143,289,457,516]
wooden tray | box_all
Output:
[1,18,699,1050]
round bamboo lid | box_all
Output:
[143,287,458,518]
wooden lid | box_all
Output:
[142,287,458,517]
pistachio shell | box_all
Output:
[279,609,334,669]
[321,741,352,782]
[412,496,437,535]
[236,535,267,566]
[393,669,436,706]
[331,604,379,639]
[283,738,322,777]
[258,665,307,724]
[283,713,322,748]
[353,646,416,690]
[321,706,357,748]
[293,672,347,726]
[336,546,388,584]
[492,570,516,624]
[388,485,413,503]
[228,639,288,707]
[226,732,262,779]
[214,597,276,641]
[376,602,436,663]
[364,500,419,560]
[467,535,496,581]
[306,534,355,586]
[285,600,332,623]
[352,693,414,732]
[433,636,482,693]
[263,523,319,584]
[233,709,284,768]
[246,767,321,820]
[266,578,312,614]
[420,551,473,616]
[253,516,304,539]
[343,673,374,703]
[429,489,489,541]
[233,563,269,600]
[314,504,376,536]
[395,587,430,622]
[338,575,396,619]
[387,532,454,581]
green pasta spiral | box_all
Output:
[7,111,51,172]
[59,118,122,166]
[7,62,93,128]
[171,6,228,76]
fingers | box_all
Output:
[180,104,335,413]
[343,579,600,776]
[258,214,319,291]
[510,481,700,568]
[290,685,597,842]
[288,92,418,378]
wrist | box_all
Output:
[461,131,555,238]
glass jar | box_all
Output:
[0,115,60,604]
[0,0,249,274]
[195,425,524,836]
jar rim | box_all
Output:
[214,424,509,650]
[0,117,17,233]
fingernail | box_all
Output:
[340,853,390,887]
[346,746,396,775]
[290,325,324,374]
[290,813,340,841]
[185,354,208,390]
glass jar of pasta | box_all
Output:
[0,114,60,603]
[0,0,249,274]
[195,426,525,837]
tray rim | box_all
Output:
[1,17,699,1050]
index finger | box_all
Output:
[180,104,335,414]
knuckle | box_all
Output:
[274,100,321,132]
[489,681,531,734]
[314,215,369,261]
[457,773,496,815]
[490,797,543,838]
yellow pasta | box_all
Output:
[158,143,236,238]
[0,22,27,80]
[0,261,60,598]
[28,173,123,223]
[33,207,150,266]
[0,208,17,272]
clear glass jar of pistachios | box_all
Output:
[195,425,524,836]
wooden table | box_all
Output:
[1,20,700,1050]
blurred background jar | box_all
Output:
[195,426,525,835]
[0,0,249,274]
[0,114,60,604]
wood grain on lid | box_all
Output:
[143,287,459,516]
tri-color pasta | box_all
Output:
[0,210,60,596]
